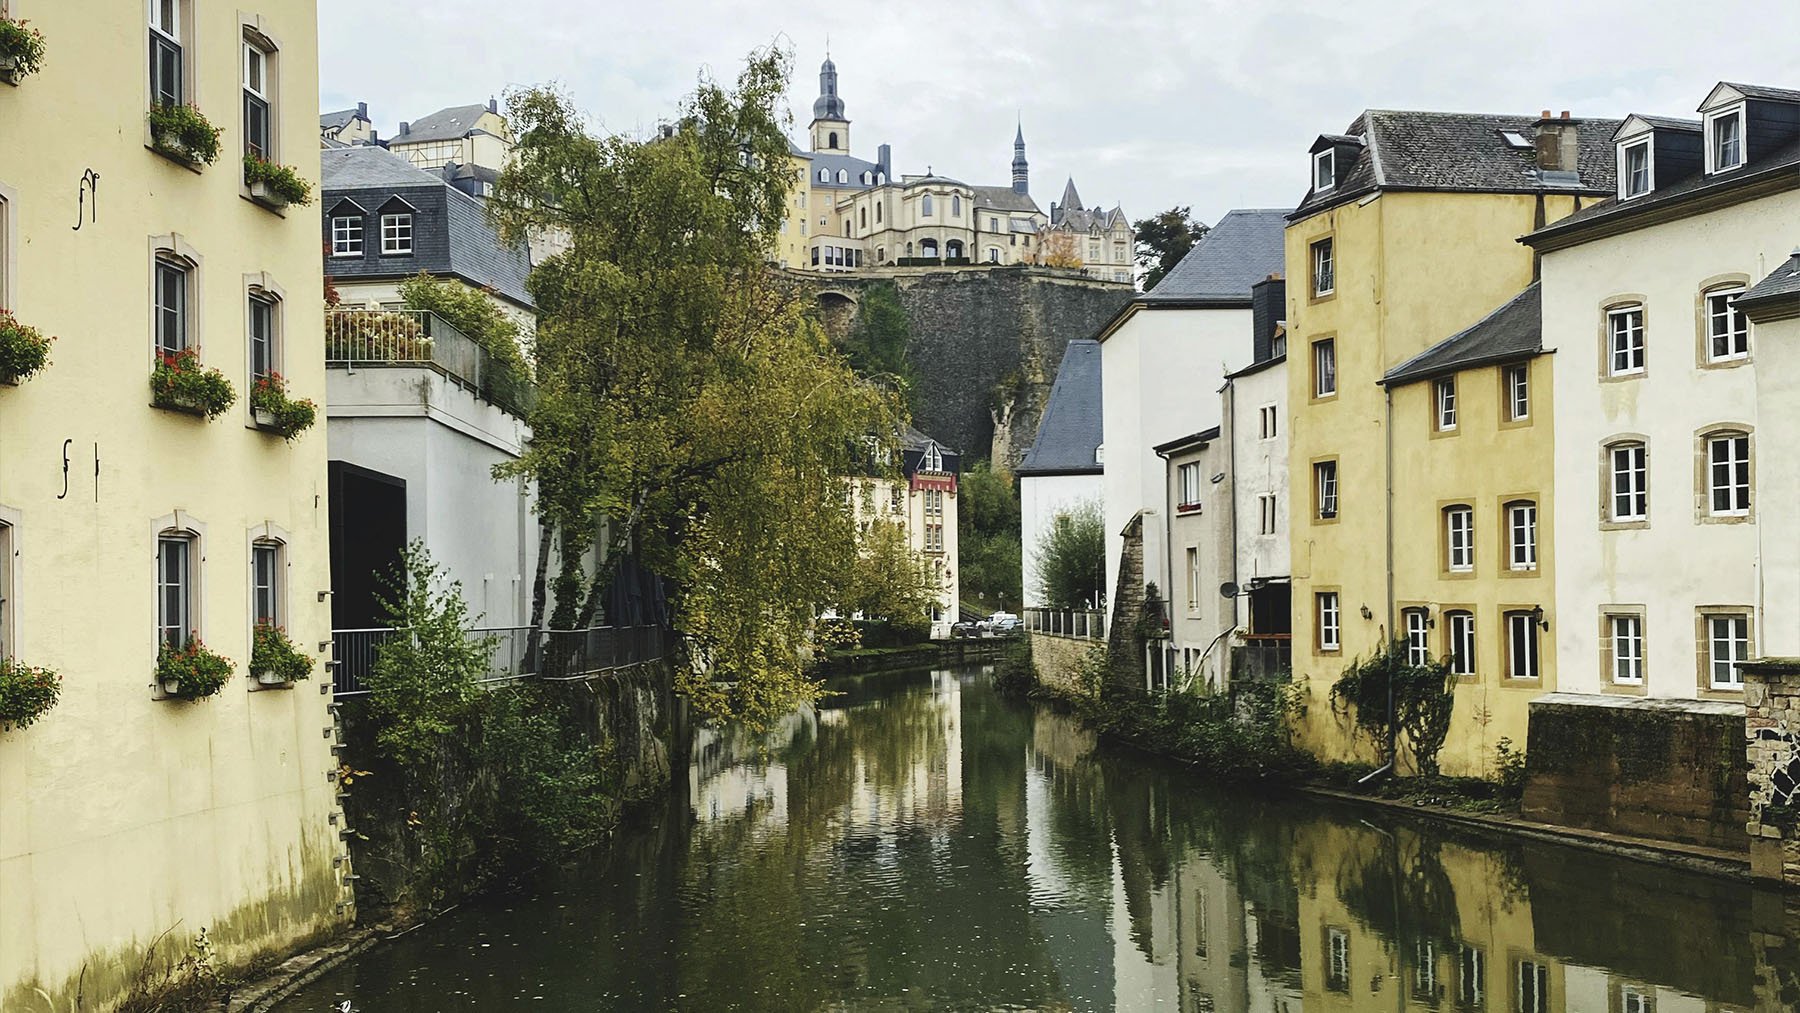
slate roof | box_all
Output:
[1152,426,1220,456]
[396,103,492,144]
[1738,252,1800,317]
[1139,208,1290,307]
[1630,114,1701,133]
[1017,339,1103,476]
[1383,282,1541,386]
[809,151,883,188]
[322,146,534,309]
[971,185,1041,215]
[321,108,361,131]
[1292,110,1624,219]
[1729,82,1800,103]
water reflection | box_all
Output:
[282,666,1800,1012]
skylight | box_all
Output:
[1500,130,1532,150]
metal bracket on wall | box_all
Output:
[71,169,99,231]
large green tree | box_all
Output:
[489,49,920,728]
[840,280,915,409]
[1133,207,1210,291]
[958,461,1022,612]
[1033,500,1106,608]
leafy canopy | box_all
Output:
[958,461,1022,611]
[1033,499,1106,608]
[1133,206,1210,291]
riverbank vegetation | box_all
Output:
[959,461,1022,614]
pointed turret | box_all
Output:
[809,55,850,154]
[1060,177,1083,212]
[1011,121,1029,195]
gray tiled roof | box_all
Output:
[323,145,443,187]
[1018,340,1102,476]
[321,108,361,131]
[396,103,491,144]
[1739,253,1800,313]
[808,151,883,188]
[971,185,1040,215]
[1630,114,1701,133]
[1726,82,1800,103]
[1383,282,1540,386]
[1139,208,1289,306]
[1293,110,1623,218]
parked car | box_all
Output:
[951,620,983,638]
[985,612,1022,635]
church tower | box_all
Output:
[809,56,850,154]
[1011,121,1030,195]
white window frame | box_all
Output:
[1259,404,1278,440]
[1313,339,1337,397]
[1705,286,1749,362]
[1315,461,1338,520]
[0,515,15,661]
[242,35,273,163]
[1608,306,1646,376]
[1458,945,1486,1009]
[1186,547,1200,610]
[157,532,194,648]
[149,0,186,109]
[1619,138,1653,199]
[1326,928,1350,990]
[154,255,190,356]
[1312,238,1335,297]
[1435,376,1457,431]
[1516,959,1548,1013]
[1506,364,1529,421]
[252,540,282,627]
[1446,506,1474,572]
[1507,611,1541,680]
[331,215,363,257]
[247,291,277,381]
[1707,433,1751,516]
[1610,613,1644,685]
[1177,462,1202,509]
[1317,593,1341,652]
[380,213,414,255]
[1259,494,1277,535]
[1447,610,1475,676]
[1707,612,1750,688]
[1313,149,1336,192]
[1404,608,1430,666]
[1705,105,1746,174]
[1610,443,1648,522]
[1507,501,1537,571]
[1621,988,1651,1013]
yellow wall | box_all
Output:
[0,3,347,1008]
[1286,190,1581,774]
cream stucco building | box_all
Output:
[1018,339,1104,610]
[849,429,962,638]
[0,2,347,1007]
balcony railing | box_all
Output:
[1024,607,1107,641]
[326,307,536,418]
[1230,635,1292,684]
[331,624,670,697]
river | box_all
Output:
[280,664,1799,1011]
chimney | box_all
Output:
[1251,275,1287,364]
[356,101,368,119]
[487,96,499,115]
[1534,109,1581,175]
[398,121,410,136]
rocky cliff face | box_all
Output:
[810,266,1132,467]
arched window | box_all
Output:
[828,131,838,149]
[819,168,830,183]
[877,172,886,184]
[920,239,939,259]
[906,242,913,257]
[875,202,882,224]
[859,207,867,229]
[945,239,964,260]
[836,169,847,184]
[844,220,852,237]
[921,194,934,218]
[860,171,871,185]
[951,195,961,217]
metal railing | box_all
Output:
[331,624,669,697]
[1024,607,1108,641]
[1230,635,1292,684]
[326,308,537,418]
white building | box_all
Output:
[1219,276,1291,681]
[1743,250,1800,658]
[1097,210,1288,622]
[1526,80,1800,701]
[1154,427,1230,691]
[1018,339,1104,608]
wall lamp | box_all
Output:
[1530,604,1550,631]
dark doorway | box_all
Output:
[328,461,407,629]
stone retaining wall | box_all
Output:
[1743,660,1800,883]
[1029,631,1101,698]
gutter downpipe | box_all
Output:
[1226,377,1241,646]
[1359,383,1398,786]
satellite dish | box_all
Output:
[1219,581,1241,600]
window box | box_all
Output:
[0,310,53,385]
[248,371,317,439]
[251,620,312,688]
[150,348,237,419]
[0,18,47,85]
[154,637,232,700]
[244,155,314,210]
[0,657,61,731]
[146,104,222,167]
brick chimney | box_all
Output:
[1534,110,1581,174]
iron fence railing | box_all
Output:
[325,308,537,418]
[1230,635,1293,684]
[331,624,669,697]
[1024,607,1108,640]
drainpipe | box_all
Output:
[1372,383,1399,778]
[1226,378,1241,635]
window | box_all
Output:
[1326,928,1350,992]
[919,238,938,259]
[987,247,1001,263]
[921,443,943,472]
[1088,240,1102,262]
[157,533,193,648]
[1186,548,1200,610]
[1457,945,1485,1009]
[1621,140,1651,198]
[248,295,275,380]
[1505,364,1529,421]
[1177,462,1202,510]
[1706,613,1750,688]
[827,131,837,148]
[859,207,866,229]
[888,486,903,514]
[1707,432,1750,516]
[0,519,13,659]
[836,169,847,184]
[950,194,960,217]
[1259,404,1278,439]
[1607,306,1645,376]
[1313,149,1336,192]
[1516,960,1548,1013]
[154,256,189,356]
[1413,940,1439,1002]
[1314,461,1338,520]
[817,169,829,183]
[1258,494,1277,535]
[874,202,881,224]
[921,194,934,217]
[1706,287,1749,361]
[1404,608,1430,666]
[1446,610,1475,676]
[242,37,272,162]
[331,215,363,257]
[990,217,999,231]
[1445,506,1474,572]
[1708,107,1744,172]
[1435,377,1457,431]
[1313,339,1337,397]
[924,488,943,517]
[810,246,819,266]
[1311,238,1334,297]
[1610,614,1644,684]
[149,0,184,108]
[252,541,281,626]
[1317,593,1341,652]
[1609,443,1647,522]
[1506,611,1541,680]
[924,522,944,553]
[1621,987,1652,1013]
[381,213,413,255]
[1507,501,1537,571]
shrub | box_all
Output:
[0,17,46,80]
[1494,736,1528,800]
[249,371,318,439]
[156,637,233,698]
[992,637,1037,696]
[0,657,60,730]
[150,348,237,418]
[251,622,314,683]
[146,103,222,165]
[243,154,314,206]
[1032,499,1105,608]
[1330,638,1457,776]
[0,310,53,382]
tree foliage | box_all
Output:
[489,49,913,729]
[1329,638,1458,776]
[367,540,494,768]
[839,503,935,639]
[1039,231,1082,269]
[1133,206,1210,291]
[841,280,914,409]
[1033,499,1106,608]
[958,461,1021,611]
[398,271,529,373]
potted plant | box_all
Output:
[155,636,232,699]
[0,310,53,385]
[250,622,314,686]
[243,154,314,209]
[146,103,222,166]
[150,348,236,418]
[249,371,318,439]
[0,16,45,85]
[0,656,60,731]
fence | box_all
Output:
[1230,635,1292,684]
[331,624,669,697]
[1024,607,1108,641]
[325,308,537,418]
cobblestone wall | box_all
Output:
[1744,662,1800,882]
[1029,631,1102,699]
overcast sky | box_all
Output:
[320,0,1799,228]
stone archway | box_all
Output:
[815,289,859,340]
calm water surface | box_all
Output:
[282,666,1800,1011]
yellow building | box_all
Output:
[847,429,962,638]
[1285,111,1618,775]
[0,3,346,1008]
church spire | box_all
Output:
[1011,118,1029,195]
[809,52,850,154]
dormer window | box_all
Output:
[1707,107,1745,173]
[1313,149,1335,192]
[1619,139,1652,199]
